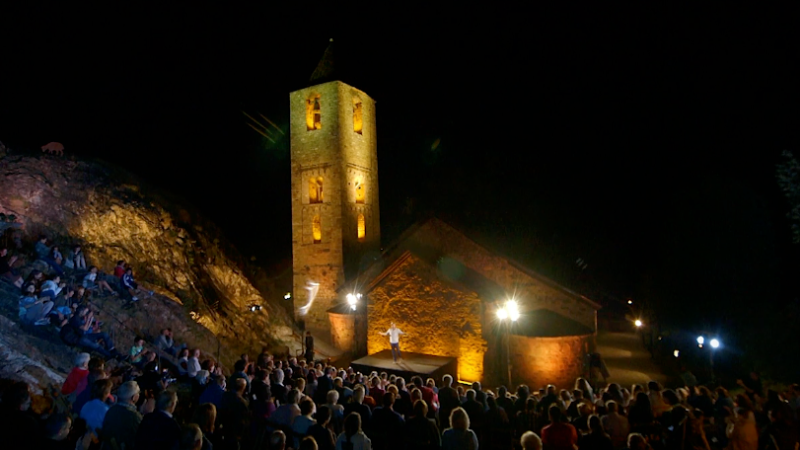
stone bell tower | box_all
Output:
[290,40,380,335]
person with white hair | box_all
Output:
[521,431,543,450]
[101,381,143,450]
[62,352,90,395]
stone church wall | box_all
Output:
[408,220,597,331]
[508,334,593,389]
[367,254,487,382]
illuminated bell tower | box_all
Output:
[290,40,381,335]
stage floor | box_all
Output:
[350,350,458,380]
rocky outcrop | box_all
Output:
[0,152,299,370]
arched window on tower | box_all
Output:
[357,214,365,241]
[312,215,322,244]
[306,95,322,131]
[353,99,363,134]
[355,180,365,204]
[309,177,323,204]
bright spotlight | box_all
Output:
[346,293,358,310]
[628,300,633,305]
[634,319,643,328]
[496,308,508,320]
[284,292,292,300]
[696,336,704,345]
[673,350,680,358]
[710,338,720,349]
[509,310,520,322]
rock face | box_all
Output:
[0,153,299,365]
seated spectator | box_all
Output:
[270,430,288,450]
[271,388,301,428]
[199,375,226,409]
[300,436,320,450]
[79,378,114,433]
[0,247,23,287]
[102,381,143,450]
[326,389,346,427]
[601,400,629,449]
[82,266,115,296]
[522,431,543,450]
[219,378,250,448]
[130,336,146,365]
[136,390,181,450]
[19,283,54,325]
[114,260,126,278]
[177,423,202,450]
[51,246,63,265]
[541,405,578,450]
[229,359,251,395]
[62,352,91,396]
[74,367,109,415]
[292,398,317,449]
[188,348,202,379]
[22,269,44,293]
[404,399,441,450]
[442,407,479,450]
[156,328,186,356]
[177,348,190,378]
[578,415,614,450]
[370,391,405,450]
[192,403,216,450]
[40,275,65,300]
[42,413,72,449]
[63,245,87,270]
[307,405,337,450]
[35,235,64,276]
[67,306,118,358]
[336,412,372,450]
[121,267,143,301]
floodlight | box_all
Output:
[710,338,720,349]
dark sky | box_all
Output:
[2,5,799,334]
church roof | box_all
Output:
[341,217,601,312]
[310,39,336,83]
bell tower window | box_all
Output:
[306,95,322,131]
[309,177,323,204]
[357,214,366,241]
[355,180,366,204]
[312,215,322,244]
[353,99,363,134]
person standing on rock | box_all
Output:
[380,322,405,363]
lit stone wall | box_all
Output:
[507,334,593,390]
[405,220,597,331]
[328,311,356,352]
[289,81,380,333]
[367,254,487,382]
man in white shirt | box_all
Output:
[380,322,405,362]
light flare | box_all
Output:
[299,281,319,316]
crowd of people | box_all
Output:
[2,234,800,450]
[1,339,799,450]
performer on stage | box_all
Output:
[380,322,405,362]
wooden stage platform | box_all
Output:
[350,350,458,380]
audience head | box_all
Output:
[300,398,315,416]
[450,407,470,430]
[606,400,618,413]
[157,390,178,414]
[44,413,72,441]
[287,388,300,405]
[87,357,105,372]
[466,389,476,401]
[299,437,319,450]
[327,389,339,405]
[353,386,365,404]
[315,405,331,426]
[232,378,247,394]
[413,399,428,418]
[628,433,649,450]
[117,381,140,405]
[179,423,203,450]
[2,382,31,411]
[382,391,395,408]
[589,415,604,434]
[521,431,542,450]
[269,430,286,450]
[548,404,562,423]
[344,412,363,437]
[75,352,91,369]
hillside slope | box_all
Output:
[0,150,299,370]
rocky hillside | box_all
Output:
[0,148,299,370]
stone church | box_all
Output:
[290,42,600,388]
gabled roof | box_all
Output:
[341,217,601,312]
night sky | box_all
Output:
[2,5,799,338]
